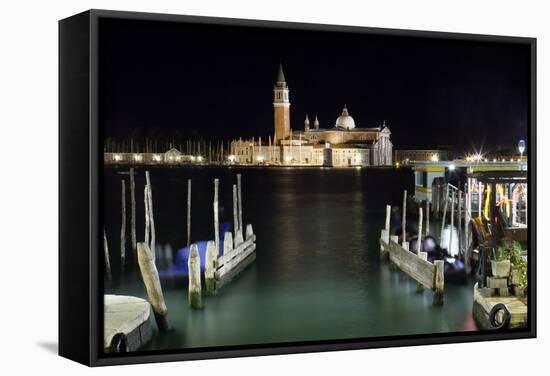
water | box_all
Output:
[103,167,475,352]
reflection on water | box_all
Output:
[103,167,475,351]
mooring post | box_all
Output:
[458,190,462,252]
[433,184,439,219]
[246,224,254,240]
[214,179,220,253]
[145,171,156,260]
[380,205,391,254]
[417,207,423,255]
[385,204,391,231]
[237,173,243,237]
[449,190,455,255]
[137,242,168,332]
[144,185,150,245]
[103,228,112,282]
[205,240,218,295]
[232,184,239,240]
[224,231,233,256]
[188,243,202,309]
[416,251,428,293]
[130,168,136,258]
[425,200,430,236]
[187,179,191,247]
[120,179,127,272]
[440,184,449,242]
[433,260,445,305]
[402,190,407,244]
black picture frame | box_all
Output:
[59,9,537,366]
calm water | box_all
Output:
[103,167,475,351]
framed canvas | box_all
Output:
[59,9,536,366]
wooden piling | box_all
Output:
[205,240,218,295]
[187,179,191,247]
[449,191,455,254]
[237,174,243,236]
[103,227,112,282]
[144,185,150,245]
[214,179,220,253]
[416,251,428,293]
[385,205,391,231]
[145,171,156,260]
[434,260,445,305]
[233,184,239,239]
[120,179,126,272]
[130,168,136,258]
[137,242,168,332]
[425,200,430,236]
[188,243,202,309]
[402,190,407,244]
[417,207,423,255]
[440,184,449,241]
[224,231,234,256]
[246,224,254,240]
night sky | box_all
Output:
[99,17,531,153]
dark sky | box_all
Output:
[99,17,530,153]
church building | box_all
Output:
[230,64,393,167]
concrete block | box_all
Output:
[487,276,508,289]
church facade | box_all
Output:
[230,64,393,167]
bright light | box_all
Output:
[449,164,456,171]
[285,156,292,162]
[395,161,400,168]
[228,155,236,162]
[430,154,439,162]
[153,155,161,162]
[113,154,122,161]
[190,156,195,161]
[256,155,265,162]
[133,154,142,161]
[325,142,331,149]
[518,139,526,155]
[197,156,203,162]
[319,156,324,163]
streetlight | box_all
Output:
[518,139,526,161]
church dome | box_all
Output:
[335,105,355,130]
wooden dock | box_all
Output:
[380,231,444,305]
[472,283,527,330]
[104,295,153,353]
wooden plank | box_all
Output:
[218,235,255,266]
[388,240,435,289]
[217,252,256,289]
[216,243,256,280]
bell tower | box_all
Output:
[273,63,290,145]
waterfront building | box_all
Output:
[104,147,203,165]
[394,148,452,165]
[230,64,393,167]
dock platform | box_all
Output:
[104,295,153,353]
[473,283,527,330]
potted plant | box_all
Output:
[513,261,527,298]
[491,244,511,278]
[507,240,527,297]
